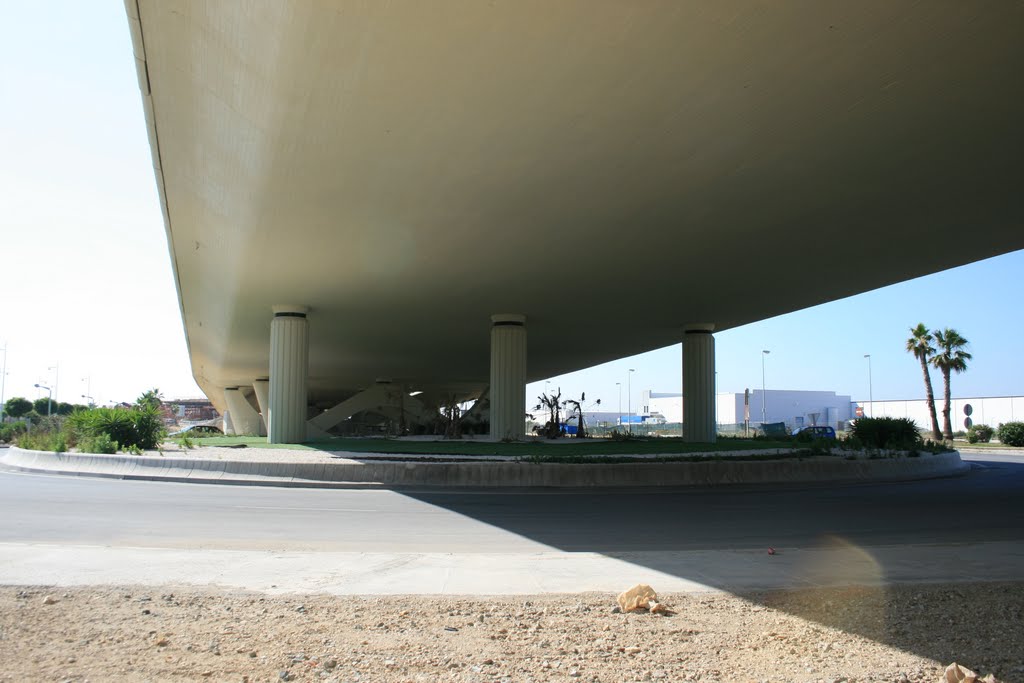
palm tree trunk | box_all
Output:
[941,366,953,440]
[919,357,942,440]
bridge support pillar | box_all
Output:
[268,305,309,444]
[683,325,716,443]
[224,387,261,435]
[489,314,527,441]
[252,378,269,436]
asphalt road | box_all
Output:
[1,449,1022,554]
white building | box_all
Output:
[645,389,854,432]
[858,396,1024,432]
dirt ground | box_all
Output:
[1,582,1020,683]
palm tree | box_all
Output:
[136,388,164,411]
[931,328,972,440]
[906,323,942,441]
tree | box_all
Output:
[4,397,32,418]
[931,328,972,440]
[33,396,53,416]
[563,393,586,439]
[906,323,942,441]
[56,402,75,416]
[136,388,164,410]
[534,388,564,439]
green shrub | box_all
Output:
[79,433,118,454]
[997,422,1024,447]
[0,421,28,443]
[16,427,67,453]
[966,424,994,444]
[67,406,165,451]
[850,417,923,450]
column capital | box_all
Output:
[685,323,715,334]
[491,313,526,326]
[272,304,309,317]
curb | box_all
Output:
[0,447,969,489]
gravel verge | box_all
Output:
[1,583,1019,682]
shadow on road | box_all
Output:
[399,456,1024,673]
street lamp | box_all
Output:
[761,350,770,424]
[48,364,59,404]
[34,383,52,416]
[864,354,873,418]
[81,394,94,408]
[615,382,621,427]
[627,368,635,434]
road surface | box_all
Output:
[1,449,1021,593]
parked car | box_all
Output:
[169,424,223,437]
[791,425,836,440]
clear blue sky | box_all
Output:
[2,2,1022,411]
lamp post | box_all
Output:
[48,364,59,404]
[761,350,770,424]
[34,383,52,416]
[627,368,635,434]
[864,354,873,418]
[615,382,621,427]
[81,394,94,408]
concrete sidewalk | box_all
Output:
[1,540,1019,595]
[0,447,969,489]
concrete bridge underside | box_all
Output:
[125,1,1024,441]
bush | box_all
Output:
[67,406,165,451]
[850,417,923,450]
[78,433,118,454]
[966,424,994,444]
[997,422,1024,447]
[16,426,68,453]
[0,421,28,443]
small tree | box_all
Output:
[562,393,597,439]
[534,388,564,439]
[4,397,33,418]
[33,397,53,416]
[56,402,75,416]
[439,395,462,439]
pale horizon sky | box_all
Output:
[2,2,1022,414]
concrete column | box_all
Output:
[224,387,261,436]
[269,305,309,444]
[683,324,716,443]
[252,378,269,436]
[489,314,527,441]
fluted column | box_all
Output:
[489,314,527,441]
[683,324,716,443]
[269,305,309,444]
[224,387,261,436]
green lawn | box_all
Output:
[191,435,797,458]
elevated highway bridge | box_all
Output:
[124,1,1024,442]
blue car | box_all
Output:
[791,425,836,439]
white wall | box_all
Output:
[647,394,683,423]
[857,396,1024,431]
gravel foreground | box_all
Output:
[1,583,1020,683]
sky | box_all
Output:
[1,2,1022,413]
